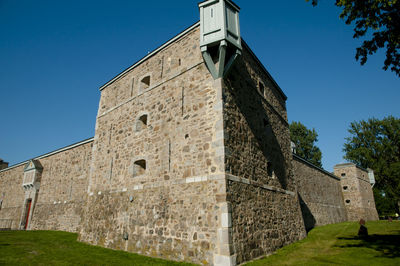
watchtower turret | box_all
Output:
[199,0,242,79]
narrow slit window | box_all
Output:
[130,78,135,97]
[133,160,146,177]
[136,114,148,132]
[263,118,269,127]
[267,162,273,177]
[259,81,265,96]
[140,76,151,91]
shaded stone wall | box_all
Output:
[79,26,228,265]
[293,155,347,232]
[223,45,306,264]
[0,165,25,229]
[334,164,378,221]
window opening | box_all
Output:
[130,78,135,97]
[136,114,148,132]
[343,186,348,190]
[140,76,151,91]
[259,81,265,96]
[345,199,350,204]
[341,173,346,177]
[267,162,273,177]
[133,160,146,177]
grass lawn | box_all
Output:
[246,220,400,265]
[1,221,399,265]
[0,230,194,265]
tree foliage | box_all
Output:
[307,0,400,77]
[343,116,400,214]
[290,121,323,167]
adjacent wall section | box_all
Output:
[0,165,25,230]
[0,139,93,232]
[29,141,93,232]
[293,155,347,231]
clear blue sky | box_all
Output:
[1,0,399,171]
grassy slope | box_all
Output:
[246,221,400,266]
[0,221,399,265]
[0,230,194,265]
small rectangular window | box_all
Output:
[133,160,146,177]
[135,114,148,132]
[140,76,151,91]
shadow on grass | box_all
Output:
[337,230,400,259]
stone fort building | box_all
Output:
[0,1,378,265]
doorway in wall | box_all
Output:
[23,199,32,230]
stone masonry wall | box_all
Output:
[79,25,229,265]
[0,140,92,232]
[293,156,347,232]
[29,141,93,232]
[334,164,379,221]
[0,165,25,229]
[223,44,306,264]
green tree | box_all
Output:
[343,116,400,214]
[290,121,323,167]
[307,0,400,77]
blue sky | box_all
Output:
[1,0,399,171]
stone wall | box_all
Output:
[29,141,93,232]
[223,43,306,264]
[293,155,347,231]
[0,165,25,229]
[79,25,229,265]
[0,139,93,232]
[334,163,379,221]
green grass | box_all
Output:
[1,222,399,265]
[246,221,400,266]
[0,230,194,265]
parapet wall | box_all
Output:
[293,155,347,231]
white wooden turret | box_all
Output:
[199,0,242,79]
